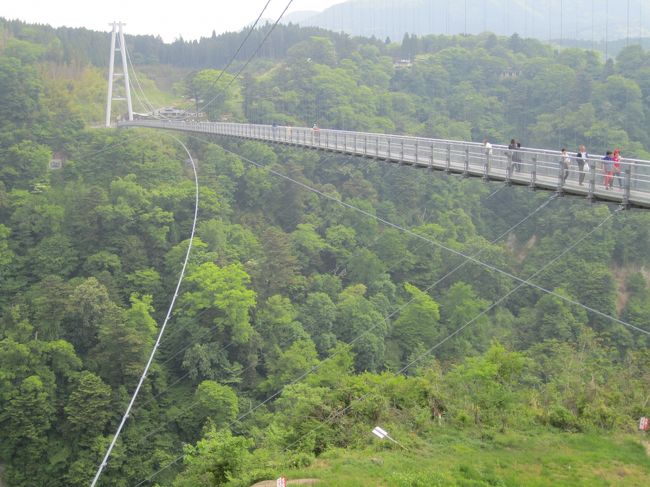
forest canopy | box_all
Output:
[0,18,650,487]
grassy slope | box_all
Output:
[282,430,650,486]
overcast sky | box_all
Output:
[1,0,345,42]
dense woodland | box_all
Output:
[1,18,650,487]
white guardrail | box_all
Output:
[119,120,650,209]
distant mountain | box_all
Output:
[283,10,321,24]
[285,0,650,43]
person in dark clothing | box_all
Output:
[509,139,522,173]
[508,139,517,176]
[561,148,571,183]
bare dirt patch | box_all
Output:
[505,234,538,263]
[610,265,650,314]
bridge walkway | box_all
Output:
[120,120,650,209]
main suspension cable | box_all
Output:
[90,135,199,487]
[199,0,295,114]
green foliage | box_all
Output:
[390,283,441,365]
[188,69,243,121]
[2,22,650,487]
[93,294,157,386]
[182,262,256,343]
[173,428,253,487]
[335,284,387,372]
[194,380,239,429]
[64,371,111,441]
[1,140,50,189]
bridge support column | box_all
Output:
[105,21,133,127]
[463,147,470,177]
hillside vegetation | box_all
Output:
[0,20,650,487]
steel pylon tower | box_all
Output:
[105,21,133,127]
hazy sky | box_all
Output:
[1,0,345,42]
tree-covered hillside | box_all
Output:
[0,20,650,487]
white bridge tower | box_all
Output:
[105,21,133,127]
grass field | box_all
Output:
[279,430,650,486]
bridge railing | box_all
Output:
[119,120,650,207]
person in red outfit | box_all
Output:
[612,149,623,190]
[602,151,614,190]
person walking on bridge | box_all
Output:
[602,151,614,190]
[508,139,522,174]
[613,149,623,190]
[483,139,493,156]
[561,148,571,183]
[576,145,588,186]
[515,141,523,172]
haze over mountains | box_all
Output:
[283,0,650,43]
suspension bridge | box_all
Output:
[92,8,650,485]
[120,119,650,209]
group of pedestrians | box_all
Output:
[560,146,589,185]
[561,145,624,190]
[482,137,625,191]
[601,148,624,190]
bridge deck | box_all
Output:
[119,120,650,209]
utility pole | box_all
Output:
[105,21,133,127]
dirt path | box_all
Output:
[250,479,319,487]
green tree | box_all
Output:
[188,69,243,121]
[63,277,121,355]
[446,342,528,431]
[64,371,111,442]
[182,262,257,344]
[390,283,440,366]
[335,284,387,372]
[0,224,14,288]
[173,427,253,487]
[299,292,338,355]
[0,375,55,485]
[93,295,157,387]
[193,380,239,429]
[1,140,50,190]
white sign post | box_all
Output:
[371,425,407,450]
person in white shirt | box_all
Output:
[483,139,493,156]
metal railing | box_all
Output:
[119,120,650,209]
